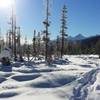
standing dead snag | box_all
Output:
[17,27,24,61]
[24,37,27,57]
[37,32,41,59]
[60,5,67,58]
[27,44,30,61]
[24,37,29,61]
[8,30,12,49]
[43,0,51,63]
[32,30,37,59]
[56,35,60,58]
[8,5,17,61]
[24,37,30,61]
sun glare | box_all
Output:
[0,0,14,8]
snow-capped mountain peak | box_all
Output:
[74,34,85,40]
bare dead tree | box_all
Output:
[37,32,41,58]
[27,44,30,61]
[43,0,51,62]
[56,35,60,57]
[24,37,27,58]
[17,27,24,61]
[6,32,9,47]
[8,5,17,61]
[32,30,37,59]
[24,37,30,61]
[8,30,12,49]
[60,5,67,58]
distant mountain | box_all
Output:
[74,34,86,40]
[68,34,86,41]
[67,36,73,40]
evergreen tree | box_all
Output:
[95,40,100,58]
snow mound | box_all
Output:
[52,59,70,65]
[0,92,18,98]
[0,55,99,100]
[0,77,6,83]
[0,47,12,59]
[80,64,93,68]
[12,74,41,82]
[0,66,12,72]
[96,85,100,90]
[30,75,77,88]
[13,65,36,73]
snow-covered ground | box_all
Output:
[0,55,100,100]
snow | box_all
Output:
[0,55,100,100]
[0,48,12,59]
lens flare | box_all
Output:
[0,0,14,8]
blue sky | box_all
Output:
[0,0,100,40]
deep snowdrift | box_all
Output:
[0,55,100,100]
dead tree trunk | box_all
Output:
[33,30,37,59]
[60,5,67,58]
[37,32,41,58]
[43,0,51,63]
[27,44,30,61]
[17,27,24,62]
[56,36,60,58]
[9,6,17,61]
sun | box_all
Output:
[0,0,14,8]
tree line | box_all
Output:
[0,0,100,66]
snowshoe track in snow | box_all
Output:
[70,68,100,100]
